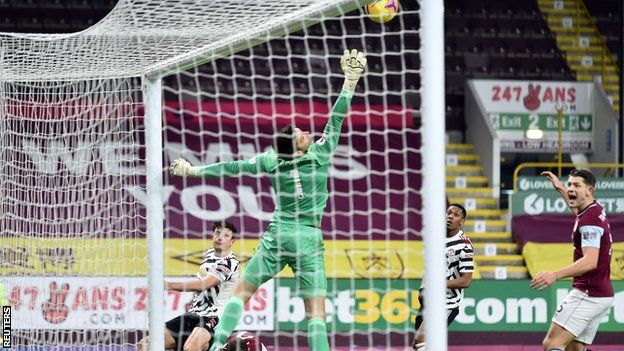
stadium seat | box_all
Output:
[43,17,71,31]
[91,0,116,11]
[69,17,94,31]
[17,17,43,31]
[585,0,621,55]
[38,0,65,10]
[0,16,15,31]
[11,0,37,9]
[67,0,92,10]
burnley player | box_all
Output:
[170,49,367,351]
[533,170,615,351]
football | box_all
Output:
[365,0,399,23]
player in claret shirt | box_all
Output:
[533,170,615,351]
[170,49,367,351]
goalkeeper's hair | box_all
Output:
[274,124,296,160]
[212,220,238,236]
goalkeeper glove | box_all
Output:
[169,158,198,177]
[340,49,367,93]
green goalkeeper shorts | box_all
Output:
[241,222,327,298]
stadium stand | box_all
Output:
[0,0,621,278]
[585,0,621,58]
[539,0,620,110]
[0,0,614,281]
[445,0,575,132]
[2,0,622,349]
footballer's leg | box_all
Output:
[209,278,259,351]
[291,226,328,351]
[414,323,425,346]
[413,294,425,346]
[136,327,178,351]
[565,341,587,351]
[184,316,219,351]
[164,327,177,350]
[304,296,329,351]
[542,322,576,351]
[210,227,284,351]
[183,327,212,351]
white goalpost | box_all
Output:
[0,0,445,350]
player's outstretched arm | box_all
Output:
[169,158,200,177]
[340,48,367,95]
[540,171,574,213]
[169,154,268,179]
[312,49,367,161]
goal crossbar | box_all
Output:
[0,0,366,82]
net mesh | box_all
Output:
[1,77,147,346]
[0,0,363,81]
[0,0,421,349]
[162,3,421,349]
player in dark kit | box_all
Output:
[533,170,614,351]
[412,204,474,350]
[137,221,240,351]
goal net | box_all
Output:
[0,0,423,349]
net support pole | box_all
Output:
[143,75,165,351]
[421,0,447,350]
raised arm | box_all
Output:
[541,171,574,213]
[169,152,269,179]
[311,49,366,160]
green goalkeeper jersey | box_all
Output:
[195,91,353,227]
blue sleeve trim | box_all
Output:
[579,225,604,248]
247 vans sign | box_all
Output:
[472,80,594,152]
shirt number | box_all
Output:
[290,169,305,199]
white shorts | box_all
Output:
[552,289,614,345]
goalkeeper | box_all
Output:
[170,48,366,351]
